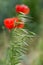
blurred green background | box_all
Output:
[0,0,43,65]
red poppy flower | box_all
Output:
[4,17,19,29]
[16,22,24,28]
[16,4,30,14]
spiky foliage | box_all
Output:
[4,28,36,65]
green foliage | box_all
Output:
[0,29,33,65]
[3,28,36,65]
